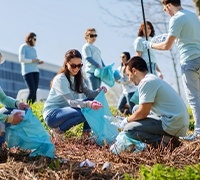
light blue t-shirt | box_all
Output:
[0,87,16,122]
[19,44,39,75]
[134,37,157,63]
[133,37,158,75]
[82,43,103,73]
[168,9,200,64]
[138,73,189,136]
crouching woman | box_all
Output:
[43,49,106,135]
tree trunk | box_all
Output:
[193,0,200,16]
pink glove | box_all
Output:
[99,86,107,93]
[16,101,30,110]
[89,101,103,110]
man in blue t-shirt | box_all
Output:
[143,0,200,140]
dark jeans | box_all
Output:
[117,92,135,114]
[86,72,101,90]
[23,72,39,103]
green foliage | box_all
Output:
[139,164,200,180]
[187,107,194,131]
[48,158,61,170]
[30,102,51,131]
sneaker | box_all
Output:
[180,133,200,141]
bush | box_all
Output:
[139,164,200,180]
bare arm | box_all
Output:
[152,35,176,50]
[128,103,152,122]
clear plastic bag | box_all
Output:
[110,131,146,154]
[151,33,168,43]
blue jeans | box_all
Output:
[86,72,101,90]
[45,107,90,132]
[124,105,172,144]
[117,92,135,114]
[23,72,39,103]
[181,57,200,135]
[124,118,171,144]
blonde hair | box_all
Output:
[84,28,96,39]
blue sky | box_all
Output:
[0,0,136,69]
[0,0,196,103]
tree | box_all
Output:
[98,0,195,97]
[193,0,200,16]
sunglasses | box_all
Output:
[68,63,83,69]
[89,34,98,38]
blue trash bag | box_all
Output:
[94,64,115,87]
[130,88,139,104]
[5,109,55,158]
[113,69,121,81]
[110,131,146,154]
[81,91,119,146]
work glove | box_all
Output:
[119,117,129,130]
[88,100,103,110]
[98,86,107,93]
[143,41,153,49]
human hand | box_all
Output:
[120,117,129,129]
[98,86,107,93]
[16,101,30,110]
[143,41,152,49]
[32,59,40,63]
[89,100,103,110]
[157,72,163,79]
[7,112,23,125]
[38,60,44,64]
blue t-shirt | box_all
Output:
[168,9,200,64]
[138,73,189,136]
[18,44,39,75]
[82,43,103,73]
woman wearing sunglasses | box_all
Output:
[18,32,44,104]
[82,28,105,90]
[43,49,107,136]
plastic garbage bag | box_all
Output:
[94,64,115,87]
[130,88,139,105]
[110,131,146,154]
[81,91,119,146]
[151,33,168,43]
[5,108,55,158]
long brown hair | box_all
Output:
[51,49,84,93]
[137,21,155,37]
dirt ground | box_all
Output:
[0,136,199,180]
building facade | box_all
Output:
[0,50,60,98]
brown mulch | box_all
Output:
[0,136,199,180]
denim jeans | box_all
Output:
[124,118,171,144]
[117,92,135,114]
[23,72,39,103]
[181,57,200,135]
[45,107,90,132]
[86,72,101,90]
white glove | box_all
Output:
[120,117,129,130]
[143,41,152,49]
